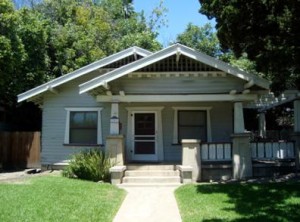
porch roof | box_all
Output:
[17,46,152,103]
[79,44,270,94]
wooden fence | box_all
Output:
[0,132,40,169]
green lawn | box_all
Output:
[0,175,125,222]
[175,182,300,222]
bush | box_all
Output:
[62,149,112,182]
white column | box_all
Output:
[234,102,245,133]
[258,112,266,138]
[294,100,300,132]
[110,102,119,135]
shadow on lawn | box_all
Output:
[197,182,300,222]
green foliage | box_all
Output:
[176,23,221,57]
[0,0,49,106]
[2,0,162,129]
[62,149,112,182]
[176,23,258,74]
[199,0,300,93]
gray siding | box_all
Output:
[110,75,245,94]
[41,75,111,165]
[42,72,235,164]
[42,89,233,164]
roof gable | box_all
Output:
[79,44,269,94]
[18,46,152,102]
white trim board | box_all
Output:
[18,47,152,102]
[79,43,269,94]
[97,94,257,102]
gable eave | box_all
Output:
[79,44,181,94]
[79,44,269,94]
[177,44,270,90]
[17,46,152,103]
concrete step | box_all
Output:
[125,170,180,177]
[117,183,182,188]
[123,176,181,184]
[126,164,177,170]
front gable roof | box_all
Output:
[79,44,270,94]
[17,46,152,102]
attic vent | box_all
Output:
[103,55,143,69]
[136,55,221,72]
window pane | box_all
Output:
[179,111,206,126]
[135,142,155,154]
[70,129,97,144]
[178,110,207,142]
[69,111,98,144]
[179,127,206,141]
[70,112,97,128]
[134,113,155,135]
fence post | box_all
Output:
[231,133,252,179]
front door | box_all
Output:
[132,112,158,161]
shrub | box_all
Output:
[62,149,112,182]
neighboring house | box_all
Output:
[18,44,299,182]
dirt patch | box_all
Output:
[0,169,61,184]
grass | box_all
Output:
[175,182,300,222]
[0,175,126,222]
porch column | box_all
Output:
[292,99,300,170]
[232,102,252,179]
[234,102,245,133]
[181,139,201,182]
[258,111,266,138]
[106,135,125,166]
[107,102,125,166]
[110,102,119,135]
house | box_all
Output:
[18,44,299,183]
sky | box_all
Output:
[134,0,215,46]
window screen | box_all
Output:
[178,110,207,142]
[69,111,97,144]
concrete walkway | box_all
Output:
[113,186,182,222]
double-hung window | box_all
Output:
[64,108,103,145]
[172,107,212,144]
[178,110,207,142]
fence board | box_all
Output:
[0,132,40,169]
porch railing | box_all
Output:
[251,141,295,160]
[201,142,232,161]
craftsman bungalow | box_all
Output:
[18,44,299,184]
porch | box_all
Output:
[107,99,300,185]
[109,139,296,185]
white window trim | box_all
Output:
[172,107,212,143]
[64,107,103,145]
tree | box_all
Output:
[176,23,221,57]
[2,0,162,130]
[0,0,49,106]
[176,23,257,74]
[199,0,300,93]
